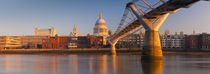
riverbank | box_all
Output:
[0,48,210,55]
[0,48,141,55]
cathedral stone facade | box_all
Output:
[93,12,108,45]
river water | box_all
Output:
[0,54,209,74]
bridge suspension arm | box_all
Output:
[133,2,145,14]
[142,0,154,8]
[115,9,129,33]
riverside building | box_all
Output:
[116,31,144,49]
[35,27,56,37]
[0,36,21,49]
[199,33,210,50]
[21,36,49,49]
[185,33,210,50]
[41,35,104,49]
[42,36,70,49]
[69,24,78,48]
[160,32,185,49]
[41,24,104,49]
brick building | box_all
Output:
[185,35,199,49]
[198,33,210,50]
[42,36,69,49]
[21,36,48,49]
[41,35,104,49]
[89,36,103,48]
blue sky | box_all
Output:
[0,0,209,36]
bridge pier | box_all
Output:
[129,3,169,60]
[142,30,163,60]
[108,39,118,55]
[140,13,169,60]
[111,44,116,55]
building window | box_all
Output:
[100,29,103,33]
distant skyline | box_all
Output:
[0,0,209,36]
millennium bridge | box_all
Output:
[107,0,210,60]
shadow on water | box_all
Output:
[141,59,163,74]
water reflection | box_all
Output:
[112,55,117,73]
[141,59,163,74]
[4,55,21,72]
[100,55,108,74]
[0,55,142,74]
[0,55,210,74]
[69,55,78,74]
[88,56,93,74]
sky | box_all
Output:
[0,0,209,36]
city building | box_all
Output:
[185,35,199,49]
[41,35,104,49]
[139,30,144,48]
[41,23,105,49]
[93,12,108,45]
[198,33,210,50]
[89,36,104,48]
[116,33,143,49]
[68,36,78,48]
[161,32,185,49]
[42,36,69,49]
[164,30,170,36]
[76,35,104,48]
[77,35,90,48]
[21,36,48,49]
[115,30,144,49]
[69,24,78,48]
[0,36,21,49]
[185,33,210,50]
[35,27,56,36]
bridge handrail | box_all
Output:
[114,0,166,34]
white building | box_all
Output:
[93,11,108,45]
[35,27,56,37]
[161,32,185,49]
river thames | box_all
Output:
[0,54,209,74]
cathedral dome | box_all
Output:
[95,12,106,26]
[93,11,108,37]
[93,11,109,45]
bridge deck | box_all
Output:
[109,0,203,44]
[145,0,199,19]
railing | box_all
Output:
[114,0,167,34]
